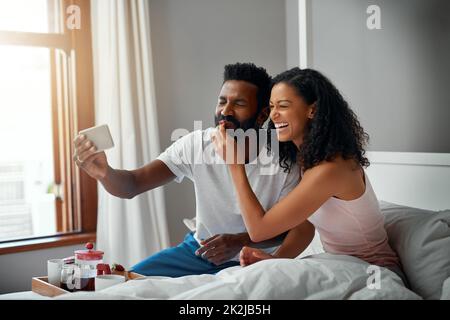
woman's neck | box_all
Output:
[293,136,304,150]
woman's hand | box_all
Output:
[239,246,274,267]
[212,122,241,164]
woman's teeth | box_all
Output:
[274,122,289,129]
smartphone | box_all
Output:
[78,124,114,153]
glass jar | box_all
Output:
[72,242,104,291]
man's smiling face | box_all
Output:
[214,80,259,131]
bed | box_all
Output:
[2,151,449,300]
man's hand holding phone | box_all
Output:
[73,124,114,180]
[73,135,109,180]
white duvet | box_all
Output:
[55,253,421,300]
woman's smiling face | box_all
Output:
[269,82,316,147]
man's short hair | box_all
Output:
[223,62,272,112]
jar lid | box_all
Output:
[74,242,104,261]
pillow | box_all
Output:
[380,200,450,300]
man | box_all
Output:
[73,62,299,277]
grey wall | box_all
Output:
[0,244,84,294]
[310,0,450,153]
[286,0,299,68]
[149,0,288,245]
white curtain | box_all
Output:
[91,0,170,268]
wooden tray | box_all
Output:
[31,271,144,297]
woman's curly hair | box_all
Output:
[267,68,370,172]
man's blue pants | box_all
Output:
[130,232,240,277]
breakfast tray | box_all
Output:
[31,271,144,297]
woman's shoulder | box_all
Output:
[303,156,360,179]
[300,157,364,199]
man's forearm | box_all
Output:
[98,160,176,200]
[238,232,287,249]
[99,166,137,199]
[272,221,315,258]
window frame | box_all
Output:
[0,0,97,254]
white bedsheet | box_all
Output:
[0,291,51,300]
[49,253,421,300]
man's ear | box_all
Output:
[308,102,317,119]
[256,106,270,127]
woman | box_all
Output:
[212,68,407,285]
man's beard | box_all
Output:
[214,114,258,131]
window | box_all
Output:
[0,46,55,241]
[0,0,96,252]
[0,0,53,34]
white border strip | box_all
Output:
[298,0,308,68]
[367,151,450,166]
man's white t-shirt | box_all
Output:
[157,128,299,261]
